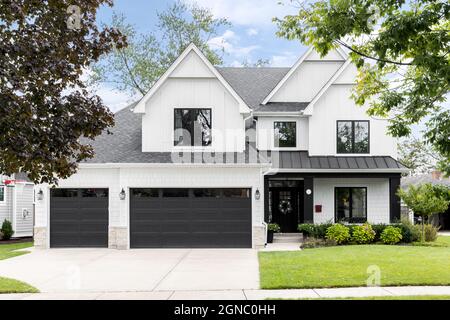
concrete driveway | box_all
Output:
[0,248,259,294]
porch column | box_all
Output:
[390,176,401,223]
[304,177,314,223]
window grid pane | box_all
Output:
[337,121,369,154]
[274,122,297,148]
[174,109,212,147]
[335,187,367,223]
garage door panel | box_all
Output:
[79,233,108,247]
[131,233,162,248]
[130,188,251,248]
[50,222,80,233]
[50,188,108,248]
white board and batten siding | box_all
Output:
[141,50,246,153]
[256,117,309,151]
[308,84,397,157]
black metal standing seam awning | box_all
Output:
[268,151,408,171]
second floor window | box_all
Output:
[337,121,369,154]
[274,122,297,148]
[174,109,212,147]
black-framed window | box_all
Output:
[0,186,5,202]
[335,187,367,223]
[174,109,212,147]
[337,121,369,153]
[274,122,296,148]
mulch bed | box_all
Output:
[0,237,33,245]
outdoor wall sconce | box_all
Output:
[119,188,126,200]
[306,189,312,196]
[37,189,44,201]
[255,189,261,200]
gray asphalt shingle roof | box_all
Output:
[217,67,291,111]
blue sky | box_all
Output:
[95,0,307,110]
[97,0,306,67]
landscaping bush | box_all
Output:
[298,222,333,239]
[422,224,439,242]
[351,223,376,244]
[397,219,421,243]
[313,222,333,239]
[1,219,14,240]
[371,224,388,242]
[298,224,314,237]
[380,226,403,245]
[326,224,350,245]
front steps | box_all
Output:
[273,233,303,244]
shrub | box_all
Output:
[380,226,403,245]
[298,224,314,237]
[313,222,333,239]
[268,223,281,233]
[351,223,376,244]
[326,224,350,245]
[371,224,388,242]
[298,222,333,239]
[1,219,14,240]
[397,219,421,243]
[422,224,439,242]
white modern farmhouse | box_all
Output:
[34,43,408,249]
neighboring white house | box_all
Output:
[0,173,34,238]
[34,43,408,250]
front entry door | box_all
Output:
[271,188,301,233]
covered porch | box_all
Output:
[262,152,407,230]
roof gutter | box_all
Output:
[78,162,271,169]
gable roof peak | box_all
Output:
[261,45,348,105]
[133,43,251,114]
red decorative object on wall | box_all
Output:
[315,205,322,213]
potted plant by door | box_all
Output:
[267,223,281,243]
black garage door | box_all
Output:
[130,188,252,248]
[50,189,109,248]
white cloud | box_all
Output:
[246,28,259,36]
[270,51,298,67]
[184,0,296,26]
[208,29,260,58]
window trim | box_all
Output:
[0,186,5,205]
[334,187,368,223]
[273,121,297,149]
[336,120,370,154]
[173,108,213,148]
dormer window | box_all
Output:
[174,109,212,147]
[337,121,369,154]
[274,121,297,148]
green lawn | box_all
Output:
[0,242,38,293]
[412,236,450,247]
[0,242,33,260]
[259,244,450,289]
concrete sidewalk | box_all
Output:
[2,286,450,300]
